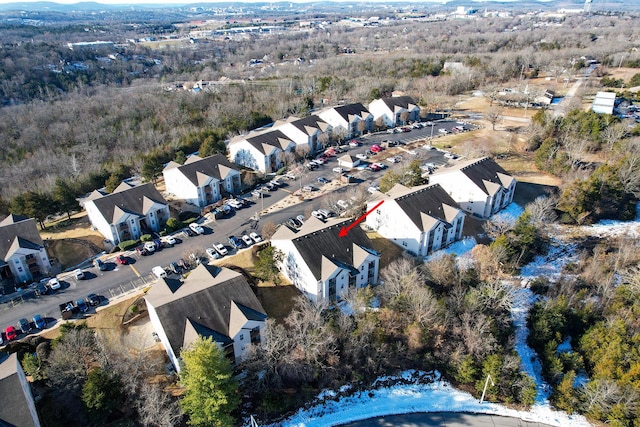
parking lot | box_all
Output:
[0,118,474,343]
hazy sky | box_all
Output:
[0,0,524,5]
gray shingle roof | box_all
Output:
[285,217,378,280]
[163,154,239,187]
[0,216,44,261]
[0,353,39,427]
[391,184,462,231]
[237,129,293,154]
[90,182,168,224]
[145,265,266,356]
[438,157,514,196]
[380,95,419,111]
[332,103,371,122]
[288,115,329,134]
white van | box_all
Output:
[152,266,167,279]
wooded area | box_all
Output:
[3,4,640,426]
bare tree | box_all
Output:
[525,196,558,229]
[618,155,640,198]
[485,106,503,131]
[483,212,514,240]
[136,383,182,427]
[261,221,278,239]
[601,122,627,156]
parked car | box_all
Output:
[35,283,49,296]
[318,209,334,218]
[163,235,177,246]
[312,210,325,220]
[332,167,344,173]
[75,298,88,313]
[206,247,221,259]
[317,177,330,184]
[177,258,191,270]
[116,254,128,265]
[5,325,18,341]
[86,293,101,306]
[238,233,252,245]
[48,277,61,290]
[370,144,383,153]
[367,164,381,171]
[213,242,228,256]
[32,314,46,330]
[152,266,167,279]
[302,185,317,192]
[60,301,76,320]
[288,217,302,228]
[73,269,85,280]
[227,235,243,249]
[438,128,449,134]
[356,153,368,160]
[249,232,262,243]
[367,186,380,194]
[387,157,398,164]
[94,258,107,271]
[169,262,181,274]
[143,241,157,253]
[135,246,149,256]
[444,152,458,159]
[18,318,31,334]
[189,223,205,235]
[348,140,361,147]
[251,189,263,197]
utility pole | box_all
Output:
[479,374,495,404]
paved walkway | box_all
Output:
[339,412,554,427]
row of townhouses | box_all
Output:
[1,96,515,386]
[229,96,420,173]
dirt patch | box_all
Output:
[254,284,301,324]
[45,238,103,269]
[366,230,404,269]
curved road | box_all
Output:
[340,412,554,426]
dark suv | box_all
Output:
[227,236,243,249]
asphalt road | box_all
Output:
[339,412,554,427]
[0,119,467,339]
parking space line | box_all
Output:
[129,264,141,278]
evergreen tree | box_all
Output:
[53,178,80,219]
[179,336,239,427]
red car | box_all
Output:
[371,144,383,153]
[5,325,18,341]
[116,254,128,265]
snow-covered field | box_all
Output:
[270,203,640,427]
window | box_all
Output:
[402,241,407,247]
[239,334,244,341]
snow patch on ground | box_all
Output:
[269,201,640,427]
[275,370,591,427]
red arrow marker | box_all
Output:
[338,200,384,237]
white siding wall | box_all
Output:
[368,99,394,127]
[16,356,41,427]
[145,300,181,372]
[429,173,490,219]
[231,320,265,363]
[272,239,322,303]
[229,141,268,173]
[366,200,424,255]
[85,201,117,243]
[318,109,348,136]
[163,168,199,205]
